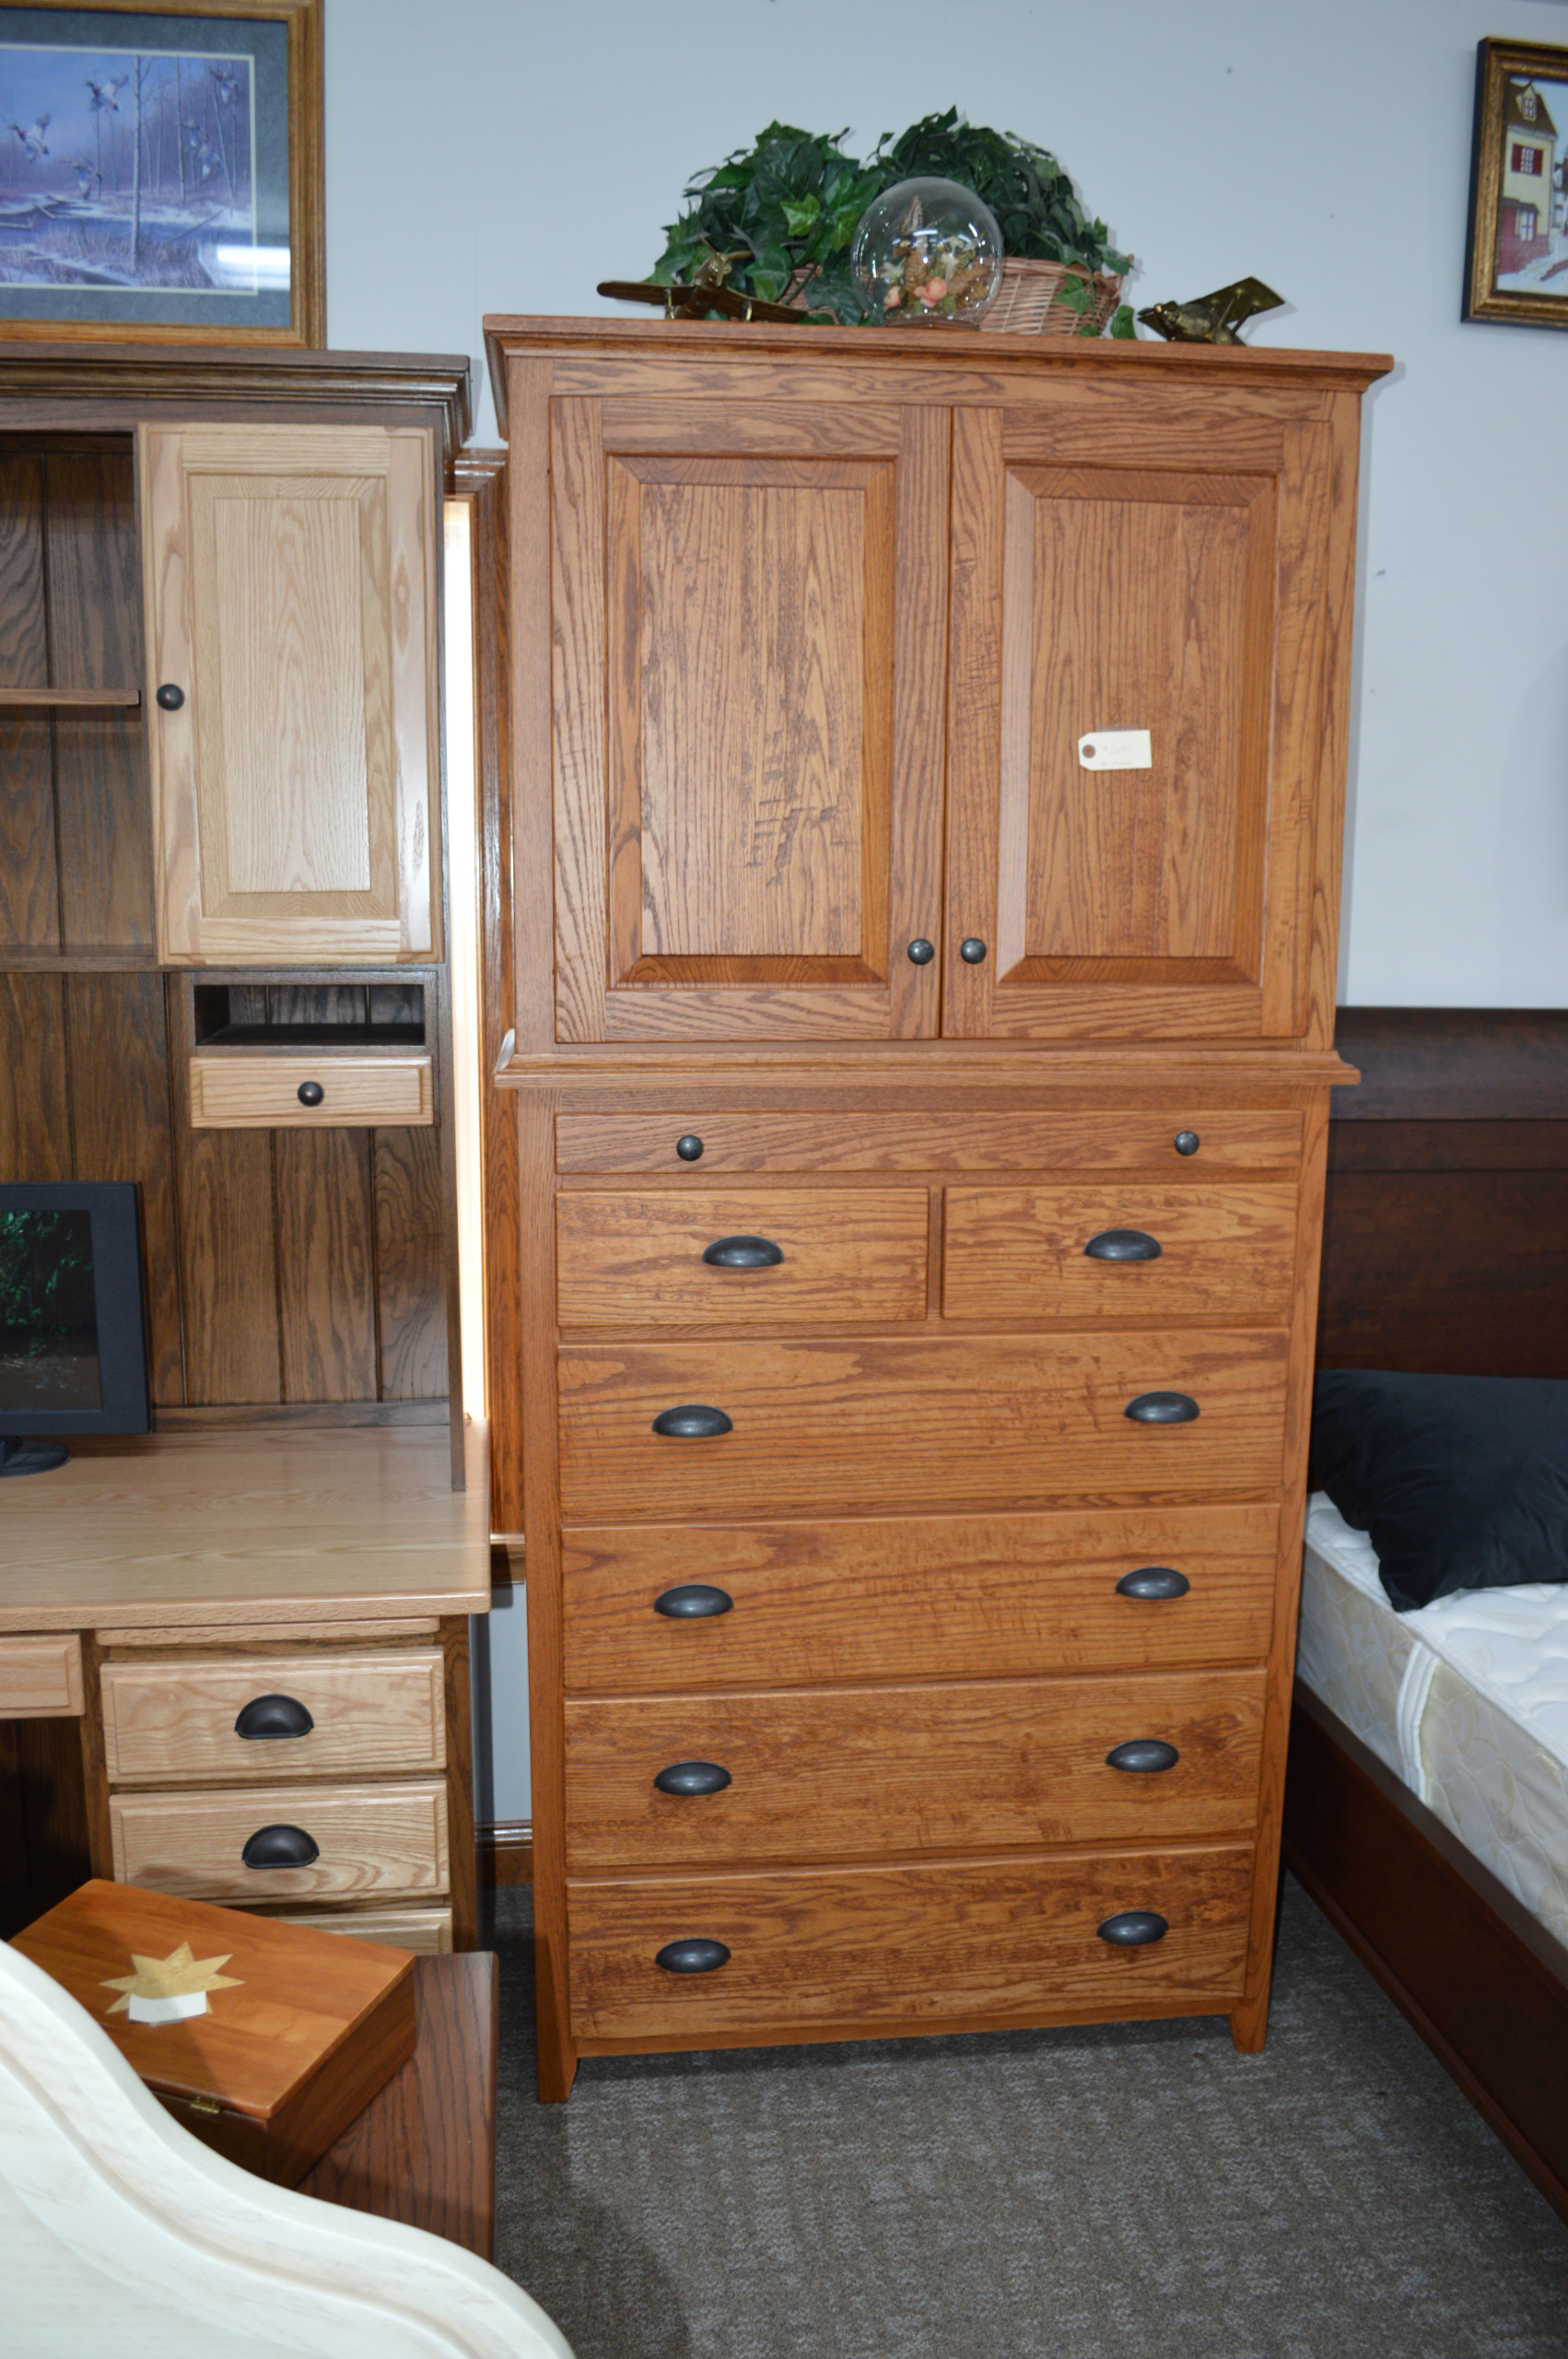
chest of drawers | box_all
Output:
[480,314,1387,2097]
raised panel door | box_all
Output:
[551,397,948,1041]
[141,422,440,964]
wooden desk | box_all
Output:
[301,1953,499,2260]
[0,1425,492,1950]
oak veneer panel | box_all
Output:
[65,970,184,1407]
[562,1503,1281,1693]
[188,1051,433,1128]
[942,1182,1296,1322]
[176,1130,282,1403]
[558,1328,1290,1521]
[275,1127,379,1403]
[46,447,154,954]
[110,1778,450,1904]
[556,1188,929,1326]
[556,1109,1304,1173]
[374,1123,449,1399]
[0,451,58,951]
[100,1648,446,1783]
[566,1666,1267,1870]
[0,972,70,1180]
[567,1841,1254,2040]
[0,1636,84,1718]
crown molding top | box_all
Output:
[0,344,474,455]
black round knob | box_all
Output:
[155,682,185,711]
[675,1134,704,1162]
[297,1080,325,1108]
[653,1760,732,1797]
[1106,1739,1180,1775]
[907,938,935,966]
[656,1937,731,1974]
[1098,1910,1169,1946]
[654,1584,734,1618]
[1115,1567,1191,1602]
[234,1694,314,1740]
[959,938,988,964]
[1174,1130,1200,1156]
[240,1823,320,1871]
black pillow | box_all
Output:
[1310,1369,1568,1612]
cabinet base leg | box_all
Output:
[1229,1991,1271,2053]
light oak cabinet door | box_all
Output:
[141,422,441,965]
[943,394,1352,1042]
[550,396,949,1041]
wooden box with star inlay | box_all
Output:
[10,1880,416,2184]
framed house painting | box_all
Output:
[1464,35,1568,329]
[0,0,322,344]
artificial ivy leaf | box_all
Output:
[1109,304,1136,339]
[783,194,822,238]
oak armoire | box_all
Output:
[481,314,1390,2101]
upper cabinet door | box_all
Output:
[141,423,440,966]
[943,392,1352,1041]
[550,396,948,1043]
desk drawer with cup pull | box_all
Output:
[109,1779,450,1904]
[188,1052,433,1128]
[99,1649,446,1783]
[556,1189,929,1327]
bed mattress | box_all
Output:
[1297,1495,1568,1943]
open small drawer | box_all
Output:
[189,1051,433,1128]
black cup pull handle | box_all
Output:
[654,1584,734,1618]
[1125,1392,1199,1425]
[651,1404,732,1438]
[653,1759,732,1797]
[1106,1740,1180,1775]
[241,1823,320,1871]
[1098,1910,1168,1946]
[702,1235,784,1269]
[234,1693,315,1741]
[656,1937,731,1974]
[1116,1567,1191,1602]
[1085,1229,1162,1262]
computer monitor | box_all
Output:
[0,1182,150,1475]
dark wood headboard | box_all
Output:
[1316,1009,1568,1379]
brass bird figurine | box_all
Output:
[599,243,817,326]
[1136,276,1284,346]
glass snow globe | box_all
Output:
[852,177,1004,324]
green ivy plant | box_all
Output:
[649,111,1132,329]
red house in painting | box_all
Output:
[1499,78,1559,272]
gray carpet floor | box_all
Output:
[489,1878,1568,2359]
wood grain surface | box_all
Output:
[275,1127,380,1402]
[561,1503,1281,1693]
[556,1187,930,1325]
[0,450,57,951]
[0,1636,84,1718]
[275,1905,454,1953]
[188,1051,434,1127]
[567,1840,1254,2039]
[556,1109,1304,1172]
[99,1649,446,1784]
[564,1666,1267,1869]
[942,1181,1296,1321]
[557,1328,1291,1520]
[109,1778,451,1905]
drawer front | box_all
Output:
[110,1780,449,1904]
[558,1330,1289,1520]
[563,1505,1281,1692]
[556,1189,929,1327]
[556,1110,1302,1174]
[942,1185,1296,1322]
[568,1842,1253,2039]
[565,1668,1267,1870]
[0,1633,83,1717]
[189,1052,433,1129]
[100,1649,446,1783]
[273,1906,453,1954]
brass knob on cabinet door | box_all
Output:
[154,682,184,710]
[297,1080,325,1108]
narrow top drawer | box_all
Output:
[190,1053,433,1128]
[556,1110,1303,1174]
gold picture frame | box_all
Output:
[0,0,322,345]
[1464,35,1568,330]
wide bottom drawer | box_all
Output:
[568,1842,1253,2041]
[110,1781,450,1905]
[565,1669,1268,1870]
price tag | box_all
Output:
[1078,729,1153,771]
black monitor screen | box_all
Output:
[0,1208,103,1412]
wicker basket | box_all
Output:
[981,258,1123,336]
